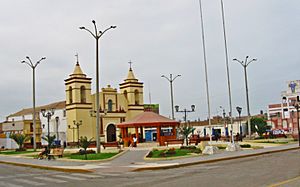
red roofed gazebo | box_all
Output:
[117,111,180,146]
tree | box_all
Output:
[248,117,269,137]
[79,136,94,160]
[42,135,56,149]
[179,126,195,146]
[10,133,31,151]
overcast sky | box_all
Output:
[0,0,299,122]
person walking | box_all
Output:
[133,135,137,147]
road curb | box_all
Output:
[0,160,94,173]
[133,146,300,171]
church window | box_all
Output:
[108,99,113,112]
[80,86,86,103]
[135,90,139,105]
[124,90,128,100]
[69,86,73,104]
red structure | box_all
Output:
[117,111,180,146]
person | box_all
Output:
[37,146,48,160]
[133,135,137,147]
[236,133,240,142]
[239,133,243,142]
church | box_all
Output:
[64,60,145,145]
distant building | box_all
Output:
[187,115,248,138]
[144,104,159,114]
[268,80,299,135]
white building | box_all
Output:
[2,101,67,147]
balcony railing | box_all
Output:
[24,128,42,135]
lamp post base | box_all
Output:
[226,142,241,152]
[202,145,219,155]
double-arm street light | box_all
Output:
[68,125,76,144]
[291,96,300,146]
[21,56,46,151]
[161,74,181,120]
[80,20,116,153]
[41,108,54,159]
[175,105,195,125]
[233,56,257,138]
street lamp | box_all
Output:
[291,97,300,146]
[55,116,59,145]
[41,108,54,159]
[233,56,257,138]
[175,105,195,125]
[220,106,229,139]
[21,56,46,150]
[80,20,116,153]
[68,125,76,144]
[236,106,242,135]
[90,109,107,144]
[73,120,83,147]
[161,74,181,120]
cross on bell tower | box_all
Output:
[128,60,132,70]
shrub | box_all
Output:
[240,144,251,148]
[72,149,96,155]
[180,146,196,150]
[166,148,176,155]
[146,151,153,158]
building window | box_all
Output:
[108,100,113,112]
[134,90,139,105]
[124,90,128,100]
[63,110,66,117]
[69,86,73,104]
[80,86,86,103]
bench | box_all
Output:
[189,138,200,145]
[101,141,121,149]
[48,148,64,159]
[166,139,184,146]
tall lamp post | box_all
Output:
[236,106,242,135]
[80,20,116,153]
[73,120,83,147]
[175,105,195,125]
[21,56,46,150]
[233,56,257,138]
[161,74,181,120]
[41,108,54,159]
[291,97,300,146]
[55,116,59,144]
[220,0,234,141]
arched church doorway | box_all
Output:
[107,124,116,142]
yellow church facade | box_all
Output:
[64,61,144,144]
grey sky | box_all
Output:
[0,0,299,122]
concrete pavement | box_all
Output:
[0,143,299,173]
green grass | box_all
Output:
[148,148,201,158]
[67,152,118,160]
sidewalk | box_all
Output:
[0,143,299,173]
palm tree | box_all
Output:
[179,126,195,146]
[42,135,56,149]
[79,136,94,160]
[10,133,31,151]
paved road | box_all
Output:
[1,149,299,187]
